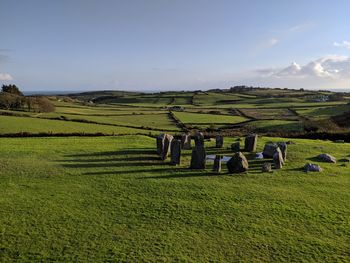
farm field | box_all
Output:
[0,115,155,135]
[173,111,248,124]
[1,88,350,262]
[247,120,305,133]
[1,88,350,136]
[0,135,349,261]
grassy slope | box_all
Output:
[0,115,155,135]
[0,135,349,262]
[296,104,350,119]
[42,113,180,131]
[173,111,248,124]
[248,120,305,132]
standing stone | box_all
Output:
[181,134,192,150]
[277,142,287,161]
[245,134,258,152]
[226,152,249,173]
[262,143,279,158]
[213,155,222,174]
[215,134,224,148]
[156,134,165,155]
[161,134,173,160]
[170,139,181,165]
[190,146,206,169]
[262,163,272,172]
[194,132,204,147]
[231,142,240,152]
[273,148,284,169]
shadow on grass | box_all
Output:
[57,156,161,163]
[64,148,156,158]
[59,147,281,178]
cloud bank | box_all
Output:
[243,55,350,90]
[334,41,350,49]
[0,73,13,81]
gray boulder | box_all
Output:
[317,154,336,163]
[227,152,249,173]
[262,163,272,172]
[170,139,181,165]
[190,146,206,169]
[245,134,258,152]
[263,143,279,158]
[215,134,224,148]
[304,163,323,172]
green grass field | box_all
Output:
[0,115,155,135]
[1,88,350,261]
[0,135,349,261]
[296,104,350,120]
[173,111,248,124]
[247,120,305,133]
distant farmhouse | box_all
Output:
[308,95,329,102]
[313,95,329,102]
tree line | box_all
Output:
[0,84,55,112]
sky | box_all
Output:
[1,0,350,92]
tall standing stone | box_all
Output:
[273,148,284,169]
[215,134,224,148]
[231,142,240,152]
[194,132,204,147]
[227,152,249,173]
[190,146,206,169]
[277,142,287,161]
[170,139,181,165]
[181,134,192,150]
[161,134,173,160]
[213,155,222,174]
[156,134,165,155]
[245,134,258,152]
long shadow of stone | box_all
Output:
[57,156,160,163]
[62,161,165,168]
[285,167,304,172]
[64,148,155,158]
[306,156,328,163]
[83,167,171,176]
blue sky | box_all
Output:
[1,0,350,91]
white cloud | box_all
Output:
[334,41,350,49]
[253,37,279,54]
[287,22,314,33]
[232,55,350,90]
[257,55,350,79]
[0,73,13,81]
[268,38,279,47]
